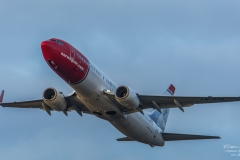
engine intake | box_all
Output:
[115,86,140,109]
[43,88,67,111]
[43,88,57,100]
[116,86,128,98]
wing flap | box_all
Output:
[162,132,220,141]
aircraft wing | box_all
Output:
[138,95,240,111]
[1,99,43,108]
[0,93,91,116]
[103,91,240,113]
[138,95,240,109]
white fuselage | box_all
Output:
[70,62,165,146]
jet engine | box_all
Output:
[115,86,140,109]
[43,88,67,111]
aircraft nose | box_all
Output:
[41,41,52,54]
[41,41,46,47]
[41,40,59,70]
[41,41,48,54]
[41,40,60,61]
[41,39,90,84]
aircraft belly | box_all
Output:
[70,70,100,98]
[70,70,123,116]
[111,113,164,146]
[68,67,164,145]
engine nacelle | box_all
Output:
[115,86,140,109]
[42,88,67,111]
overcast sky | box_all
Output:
[0,0,240,159]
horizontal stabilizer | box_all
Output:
[116,137,134,141]
[162,132,220,141]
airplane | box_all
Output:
[1,38,240,147]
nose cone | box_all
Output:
[41,41,49,51]
[41,40,62,61]
[41,41,52,59]
[41,39,90,84]
[41,41,47,48]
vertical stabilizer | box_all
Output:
[149,84,175,131]
[164,84,175,96]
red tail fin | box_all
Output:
[166,84,175,95]
[0,90,4,103]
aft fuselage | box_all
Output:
[41,38,164,146]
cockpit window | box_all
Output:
[56,40,63,45]
[50,39,57,42]
[50,39,63,45]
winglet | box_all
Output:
[167,84,175,95]
[0,90,4,103]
